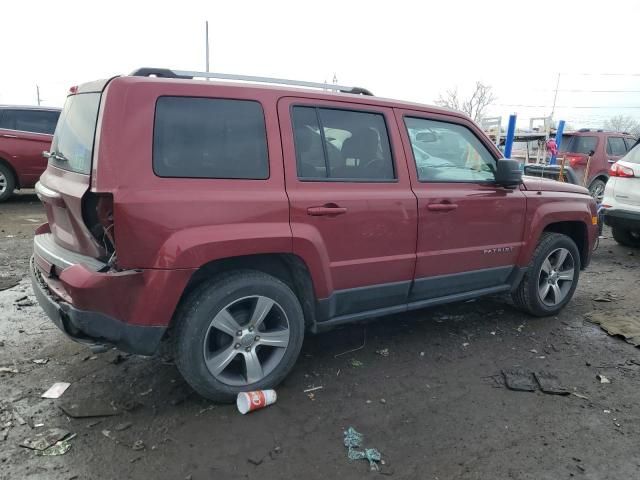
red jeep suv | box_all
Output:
[31,69,598,401]
[0,105,61,201]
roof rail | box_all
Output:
[129,68,374,96]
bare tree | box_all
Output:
[435,81,496,122]
[603,115,640,137]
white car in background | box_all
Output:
[602,141,640,248]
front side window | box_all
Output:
[404,117,496,182]
[0,109,60,135]
[607,137,627,156]
[292,106,395,181]
[153,97,269,179]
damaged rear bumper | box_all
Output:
[30,257,166,355]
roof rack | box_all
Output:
[130,68,373,96]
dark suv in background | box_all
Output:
[0,105,61,202]
[526,129,636,202]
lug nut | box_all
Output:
[245,347,251,352]
[248,326,254,332]
[234,343,240,349]
[255,336,260,341]
[236,330,243,336]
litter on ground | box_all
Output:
[41,382,71,399]
[343,427,382,471]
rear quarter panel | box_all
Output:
[95,77,292,270]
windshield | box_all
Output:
[559,135,598,154]
[50,93,100,174]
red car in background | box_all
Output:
[0,105,61,202]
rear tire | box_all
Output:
[512,232,581,317]
[588,178,606,203]
[612,226,640,248]
[174,270,305,402]
[0,163,16,202]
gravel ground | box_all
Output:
[1,191,640,480]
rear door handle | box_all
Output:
[307,205,348,216]
[427,203,458,212]
[1,134,18,139]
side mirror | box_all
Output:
[588,149,595,157]
[495,158,523,187]
[416,131,437,143]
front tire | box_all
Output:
[0,163,16,202]
[512,233,581,317]
[612,226,640,248]
[174,270,305,402]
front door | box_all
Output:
[395,109,526,303]
[278,98,417,319]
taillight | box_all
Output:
[566,154,584,167]
[609,162,635,178]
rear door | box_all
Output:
[278,97,417,317]
[395,109,526,304]
[0,109,59,186]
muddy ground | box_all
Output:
[1,191,640,480]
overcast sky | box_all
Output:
[2,0,639,129]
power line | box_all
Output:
[561,72,640,77]
[537,89,640,93]
[495,104,640,109]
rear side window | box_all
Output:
[559,135,597,154]
[291,106,395,181]
[153,97,269,179]
[0,109,60,134]
[607,137,627,156]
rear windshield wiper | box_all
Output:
[43,150,70,162]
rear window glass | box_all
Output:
[0,109,60,135]
[50,93,101,174]
[622,144,640,164]
[624,137,637,151]
[559,135,597,154]
[153,97,269,179]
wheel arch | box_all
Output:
[173,253,318,330]
[0,156,19,189]
[542,221,589,269]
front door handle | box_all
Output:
[427,203,458,212]
[307,205,348,216]
[1,134,18,139]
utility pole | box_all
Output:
[205,21,210,73]
[36,85,42,106]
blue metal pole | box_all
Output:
[503,114,517,159]
[550,120,565,165]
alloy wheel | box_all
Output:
[202,295,290,386]
[0,172,6,195]
[537,247,575,306]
